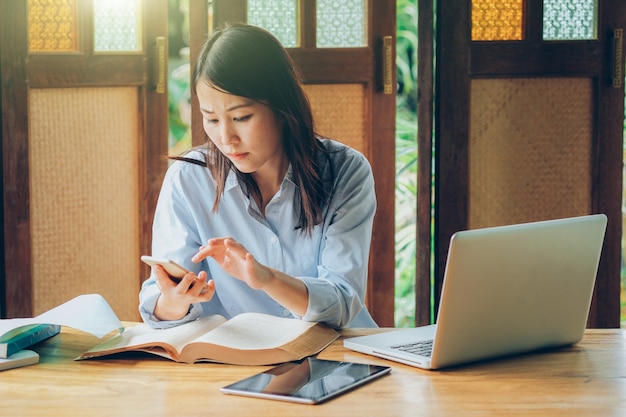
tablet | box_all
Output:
[220,358,391,404]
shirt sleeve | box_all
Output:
[138,159,214,328]
[297,147,378,328]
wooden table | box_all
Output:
[1,327,625,416]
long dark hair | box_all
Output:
[180,23,331,235]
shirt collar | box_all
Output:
[225,170,239,192]
[225,164,295,192]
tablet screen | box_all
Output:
[220,358,391,404]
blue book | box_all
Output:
[0,323,61,358]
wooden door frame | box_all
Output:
[0,0,32,317]
[430,0,624,328]
[0,0,168,317]
[594,0,626,328]
[194,0,397,326]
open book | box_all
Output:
[78,313,340,366]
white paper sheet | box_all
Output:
[0,294,123,339]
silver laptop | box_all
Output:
[344,214,607,369]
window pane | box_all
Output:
[28,0,78,52]
[471,0,524,41]
[543,0,597,41]
[93,0,142,52]
[316,0,366,48]
[247,0,298,48]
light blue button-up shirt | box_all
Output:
[139,139,377,329]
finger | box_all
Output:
[244,253,262,284]
[224,237,245,251]
[189,271,209,295]
[193,278,210,296]
[245,253,257,273]
[177,272,199,294]
[198,279,216,300]
[191,245,213,263]
[154,265,177,291]
[192,238,228,262]
[207,237,232,248]
[224,242,248,261]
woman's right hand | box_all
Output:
[152,265,215,321]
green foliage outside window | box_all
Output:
[395,0,418,327]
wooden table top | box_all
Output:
[1,326,625,416]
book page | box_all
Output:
[81,315,227,358]
[179,313,339,365]
[193,312,321,350]
[0,294,123,339]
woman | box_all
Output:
[139,23,377,329]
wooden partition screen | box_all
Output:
[304,84,368,156]
[28,87,141,319]
[468,77,592,228]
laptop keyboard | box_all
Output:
[391,340,434,357]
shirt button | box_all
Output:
[282,309,291,316]
[270,236,278,244]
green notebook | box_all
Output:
[0,323,61,358]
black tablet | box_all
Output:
[220,358,391,404]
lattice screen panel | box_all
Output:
[303,84,367,156]
[469,77,592,229]
[28,0,78,52]
[29,87,141,320]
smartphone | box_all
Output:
[141,255,189,282]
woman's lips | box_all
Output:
[229,152,248,161]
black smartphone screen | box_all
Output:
[220,358,391,404]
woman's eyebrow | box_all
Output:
[201,102,255,114]
[226,102,255,112]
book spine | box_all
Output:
[0,324,61,358]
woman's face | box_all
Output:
[196,82,285,177]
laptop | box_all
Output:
[344,214,607,369]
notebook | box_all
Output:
[344,214,607,370]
